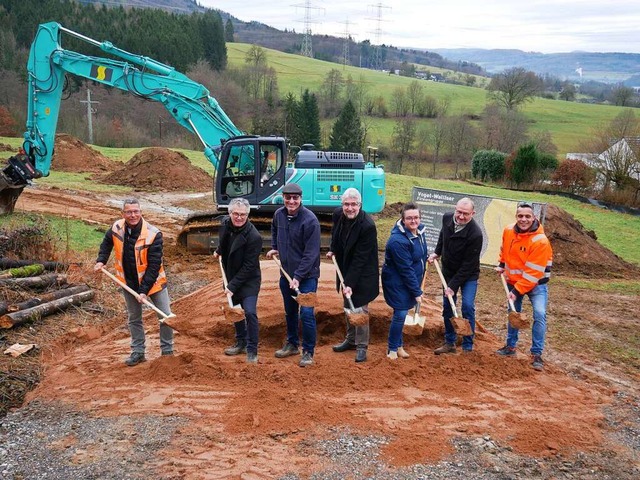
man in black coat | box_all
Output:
[428,197,483,354]
[327,188,379,363]
[214,198,263,364]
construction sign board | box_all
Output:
[412,187,547,266]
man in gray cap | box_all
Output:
[266,183,321,367]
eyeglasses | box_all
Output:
[231,212,248,218]
[123,210,140,215]
[283,194,300,200]
[455,209,473,217]
[342,202,360,207]
[404,215,420,221]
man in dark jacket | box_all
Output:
[266,183,321,367]
[327,188,379,363]
[214,198,262,364]
[428,197,483,354]
[94,198,173,366]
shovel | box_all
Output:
[271,255,317,308]
[330,255,368,326]
[218,256,245,323]
[100,267,177,330]
[433,260,472,337]
[403,263,428,335]
[500,273,530,329]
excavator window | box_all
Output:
[259,145,283,187]
[222,144,255,197]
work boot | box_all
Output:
[124,352,146,367]
[355,348,367,363]
[246,352,258,364]
[332,339,357,352]
[531,355,544,371]
[397,346,410,358]
[434,343,457,355]
[161,350,174,356]
[387,350,398,360]
[224,341,247,356]
[299,351,314,367]
[275,342,300,358]
[496,345,517,356]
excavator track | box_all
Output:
[178,210,334,254]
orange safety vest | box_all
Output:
[111,218,167,296]
[499,222,553,295]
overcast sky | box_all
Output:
[199,0,640,54]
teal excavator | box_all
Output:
[0,22,385,253]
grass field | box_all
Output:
[227,43,629,155]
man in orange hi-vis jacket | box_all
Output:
[495,202,553,371]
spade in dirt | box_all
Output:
[330,255,368,326]
[271,255,317,308]
[100,268,178,330]
[403,263,428,335]
[500,273,530,329]
[433,259,472,336]
[218,256,245,323]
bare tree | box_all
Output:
[487,67,543,110]
[344,74,370,115]
[444,115,479,177]
[391,86,410,118]
[481,104,528,153]
[319,68,344,117]
[610,86,636,107]
[244,45,269,100]
[426,117,447,176]
[406,80,424,116]
[391,117,416,173]
[584,109,640,193]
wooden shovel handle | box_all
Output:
[100,268,173,320]
[218,256,234,308]
[433,259,459,318]
[330,255,356,311]
[271,255,302,294]
[500,273,518,312]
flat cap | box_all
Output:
[282,183,302,195]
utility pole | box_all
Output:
[338,19,355,69]
[79,88,99,144]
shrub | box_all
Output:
[471,150,506,182]
[552,159,595,194]
[510,143,540,186]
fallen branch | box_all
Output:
[0,259,68,271]
[0,289,94,329]
[0,301,6,316]
[0,273,67,290]
[7,285,91,313]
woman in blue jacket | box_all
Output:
[381,202,429,359]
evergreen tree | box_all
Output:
[225,19,234,42]
[329,100,364,152]
[299,89,321,148]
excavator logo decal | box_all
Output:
[330,185,341,193]
[90,65,113,82]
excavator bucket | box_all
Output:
[0,154,36,215]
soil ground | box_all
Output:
[1,137,639,479]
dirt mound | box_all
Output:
[544,204,638,277]
[377,201,404,219]
[51,134,119,173]
[100,147,212,192]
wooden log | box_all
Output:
[0,273,67,290]
[0,301,7,316]
[0,259,68,271]
[7,285,91,313]
[0,289,94,329]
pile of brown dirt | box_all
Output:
[51,134,119,173]
[544,204,638,277]
[100,147,212,192]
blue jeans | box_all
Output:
[279,276,317,355]
[387,308,408,352]
[233,295,259,355]
[443,279,477,350]
[506,283,548,355]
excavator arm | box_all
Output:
[0,22,242,213]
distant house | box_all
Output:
[429,73,444,82]
[569,138,640,191]
[415,71,429,80]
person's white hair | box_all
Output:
[228,197,250,213]
[341,187,362,204]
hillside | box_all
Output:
[433,48,640,84]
